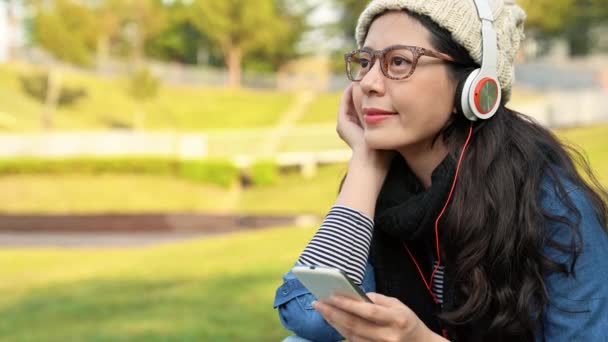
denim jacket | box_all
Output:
[273,179,608,341]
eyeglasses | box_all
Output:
[344,45,461,82]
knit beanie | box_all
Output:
[355,0,526,103]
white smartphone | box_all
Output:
[292,265,373,303]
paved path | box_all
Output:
[0,231,219,248]
[0,213,311,248]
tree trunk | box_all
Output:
[42,67,61,130]
[132,103,145,130]
[96,35,110,69]
[131,24,144,70]
[225,45,242,88]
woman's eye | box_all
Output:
[392,57,411,66]
[359,59,370,68]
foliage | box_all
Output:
[144,2,211,65]
[128,68,160,103]
[249,159,279,186]
[19,72,87,106]
[518,0,575,33]
[186,0,310,86]
[327,0,368,47]
[0,157,174,176]
[178,158,240,188]
[30,0,98,66]
[0,157,241,188]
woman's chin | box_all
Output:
[364,133,403,150]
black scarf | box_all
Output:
[370,153,478,341]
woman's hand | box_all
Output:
[337,83,394,171]
[337,83,366,151]
[312,293,447,342]
[334,83,395,216]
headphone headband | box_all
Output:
[460,0,501,121]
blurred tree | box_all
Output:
[518,0,575,33]
[19,72,87,106]
[120,0,167,68]
[520,0,608,56]
[127,67,160,130]
[145,1,218,65]
[562,0,608,56]
[88,0,123,66]
[84,0,168,67]
[31,0,97,66]
[187,0,307,88]
[243,0,313,73]
[328,0,367,46]
[325,0,367,73]
[29,0,97,129]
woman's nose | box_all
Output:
[359,60,385,96]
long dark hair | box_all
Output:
[406,10,608,340]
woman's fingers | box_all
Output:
[320,295,398,326]
[338,83,355,115]
[338,84,360,124]
[336,83,365,148]
[313,301,389,341]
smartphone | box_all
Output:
[292,265,373,303]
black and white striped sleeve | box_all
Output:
[296,205,374,285]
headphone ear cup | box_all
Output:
[454,78,467,116]
[459,69,481,121]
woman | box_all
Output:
[273,0,608,341]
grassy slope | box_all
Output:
[0,226,314,341]
[0,64,295,131]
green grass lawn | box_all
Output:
[557,124,608,184]
[0,63,295,131]
[297,91,342,124]
[0,226,314,341]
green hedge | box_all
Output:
[250,159,279,186]
[0,157,239,188]
[178,159,239,188]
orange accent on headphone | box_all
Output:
[474,77,499,114]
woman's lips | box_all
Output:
[362,108,398,124]
[364,114,395,124]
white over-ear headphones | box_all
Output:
[460,0,502,121]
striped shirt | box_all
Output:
[297,205,444,305]
[432,260,445,306]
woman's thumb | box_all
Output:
[366,292,401,306]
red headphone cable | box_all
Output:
[403,124,474,304]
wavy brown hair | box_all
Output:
[354,9,608,340]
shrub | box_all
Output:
[0,157,174,175]
[19,72,87,106]
[250,159,278,186]
[177,159,239,188]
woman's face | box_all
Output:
[352,11,457,154]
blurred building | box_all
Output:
[0,1,25,63]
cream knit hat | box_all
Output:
[355,0,526,103]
